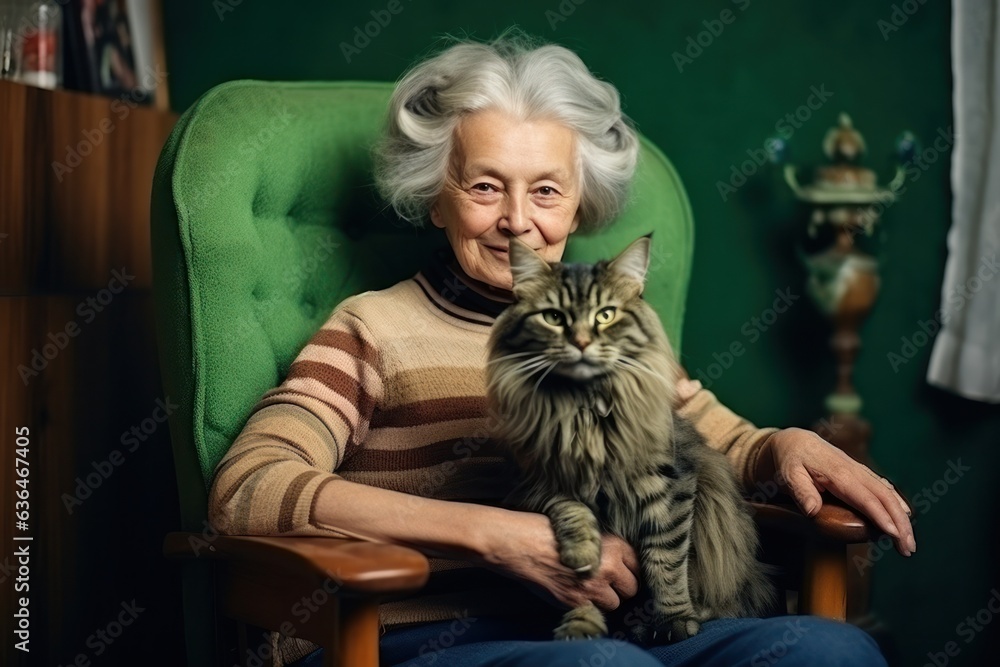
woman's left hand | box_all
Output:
[755,427,916,556]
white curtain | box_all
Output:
[926,0,1000,403]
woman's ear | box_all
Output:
[430,201,445,229]
[569,212,581,234]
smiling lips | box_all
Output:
[485,244,542,255]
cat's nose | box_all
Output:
[572,336,591,350]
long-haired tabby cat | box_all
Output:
[485,235,775,644]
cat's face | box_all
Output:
[490,236,657,385]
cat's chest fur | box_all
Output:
[541,383,668,506]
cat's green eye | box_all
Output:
[595,307,617,324]
[541,310,565,327]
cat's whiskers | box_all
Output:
[615,357,664,382]
[513,360,550,379]
[531,362,559,394]
[494,358,551,386]
[500,354,547,368]
[487,351,541,366]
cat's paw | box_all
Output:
[558,533,602,574]
[554,604,608,640]
[664,617,700,642]
[634,615,700,645]
[548,501,602,574]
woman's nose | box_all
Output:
[498,193,531,235]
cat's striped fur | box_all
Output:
[485,235,775,643]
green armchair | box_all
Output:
[151,80,872,667]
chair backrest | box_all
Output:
[151,80,694,530]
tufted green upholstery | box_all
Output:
[151,80,694,536]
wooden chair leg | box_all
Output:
[799,540,847,620]
[219,561,384,667]
[327,599,380,667]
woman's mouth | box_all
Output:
[485,245,509,258]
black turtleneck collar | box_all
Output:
[413,246,514,324]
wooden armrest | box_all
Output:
[165,533,429,665]
[749,501,876,543]
[163,532,429,595]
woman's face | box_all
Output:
[430,109,581,292]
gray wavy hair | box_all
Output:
[373,31,640,233]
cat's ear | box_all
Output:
[608,234,652,287]
[508,237,551,291]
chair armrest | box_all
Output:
[749,501,876,543]
[163,532,430,595]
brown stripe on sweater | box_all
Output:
[370,396,486,428]
[226,428,324,470]
[219,458,285,504]
[309,475,340,528]
[272,389,355,433]
[255,432,320,468]
[363,416,488,452]
[275,403,345,470]
[343,437,505,472]
[287,361,377,419]
[213,442,288,480]
[263,390,361,464]
[338,460,509,498]
[309,327,380,367]
[279,470,324,533]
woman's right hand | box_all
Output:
[477,507,641,611]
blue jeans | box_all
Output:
[290,614,887,666]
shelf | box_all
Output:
[0,78,181,667]
[1,79,178,293]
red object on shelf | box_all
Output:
[22,29,57,74]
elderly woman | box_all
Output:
[208,33,913,667]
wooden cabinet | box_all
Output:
[1,80,182,667]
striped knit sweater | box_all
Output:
[207,246,779,664]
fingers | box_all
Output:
[862,476,916,555]
[849,464,916,555]
[828,469,916,556]
[892,488,913,518]
[770,429,916,557]
[608,535,641,576]
[881,482,913,526]
[862,466,912,517]
[561,535,638,610]
[784,465,825,516]
[608,563,639,599]
[582,578,623,611]
[600,536,640,600]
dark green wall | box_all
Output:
[163,1,1000,665]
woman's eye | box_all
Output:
[596,307,616,324]
[472,183,496,193]
[537,186,557,196]
[542,310,565,326]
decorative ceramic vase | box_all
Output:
[783,113,909,460]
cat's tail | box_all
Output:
[686,441,778,618]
